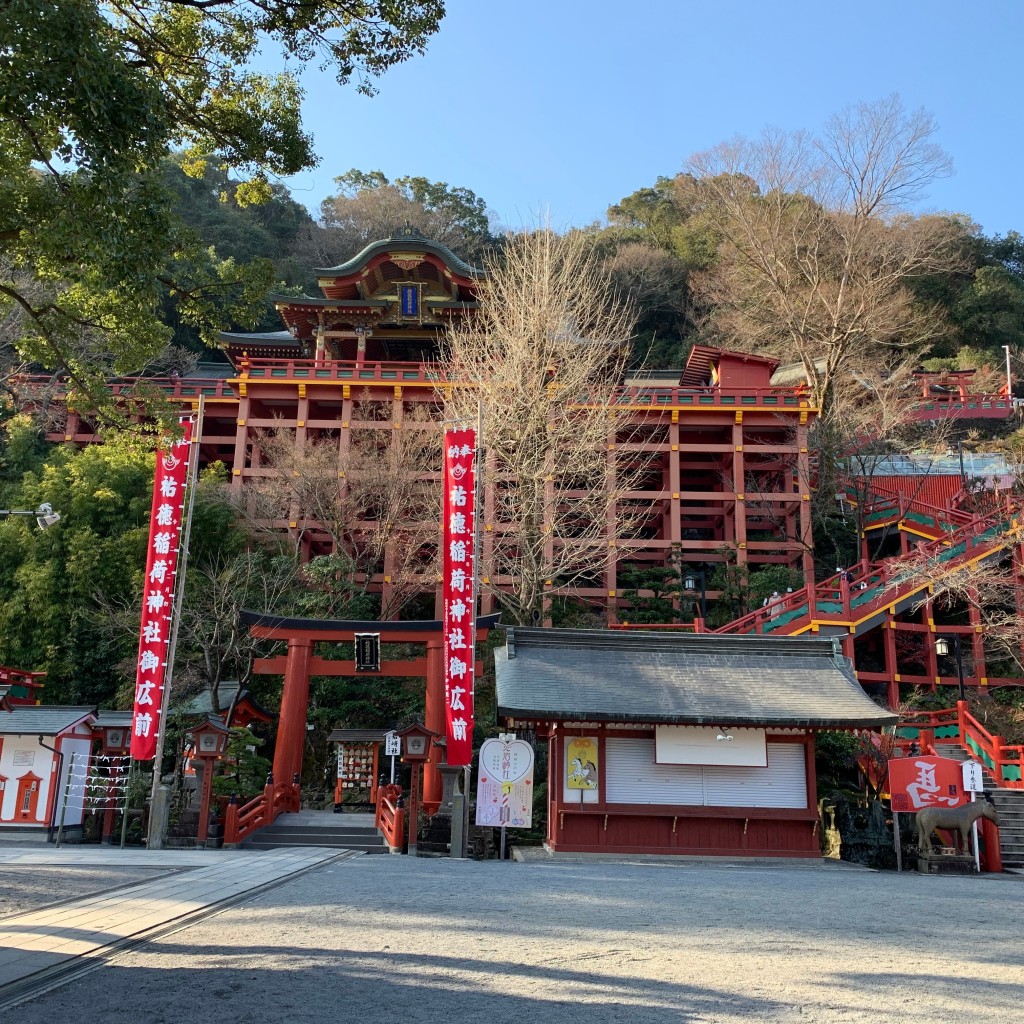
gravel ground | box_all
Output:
[0,865,170,919]
[10,856,1024,1024]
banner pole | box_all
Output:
[146,396,205,846]
[471,398,483,692]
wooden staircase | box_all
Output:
[711,499,1019,641]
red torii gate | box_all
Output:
[241,611,500,811]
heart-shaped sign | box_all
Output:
[480,738,533,784]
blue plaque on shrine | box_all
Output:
[400,284,419,317]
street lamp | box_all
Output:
[682,571,707,620]
[935,634,967,702]
[0,503,60,530]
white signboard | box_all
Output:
[384,731,401,757]
[962,759,985,793]
[475,737,534,828]
[655,725,768,767]
[12,749,35,767]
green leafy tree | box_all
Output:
[306,169,498,268]
[912,225,1024,372]
[213,728,273,800]
[0,425,156,702]
[617,564,683,624]
[0,0,444,420]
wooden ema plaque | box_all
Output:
[334,742,380,806]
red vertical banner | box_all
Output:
[131,419,194,760]
[442,425,478,767]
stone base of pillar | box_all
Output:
[147,785,172,850]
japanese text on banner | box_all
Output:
[131,419,193,759]
[442,426,477,766]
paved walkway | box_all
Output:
[8,854,1023,1024]
[0,846,347,1006]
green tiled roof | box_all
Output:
[315,230,484,279]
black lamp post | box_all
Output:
[935,634,967,702]
[682,571,707,620]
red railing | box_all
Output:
[958,703,1024,789]
[375,783,405,853]
[714,500,1019,637]
[237,357,448,385]
[18,358,816,411]
[893,703,1024,790]
[859,484,975,530]
[17,374,237,402]
[906,394,1014,421]
[237,358,813,407]
[223,777,301,847]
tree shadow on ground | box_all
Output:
[12,944,780,1024]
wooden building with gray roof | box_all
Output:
[496,628,897,859]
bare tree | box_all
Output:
[686,95,964,425]
[441,227,652,624]
[177,547,300,712]
[91,498,302,715]
[836,355,957,541]
[248,398,440,617]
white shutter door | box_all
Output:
[606,737,703,805]
[702,743,806,808]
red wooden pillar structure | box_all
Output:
[188,717,231,846]
[243,611,499,814]
[399,723,435,856]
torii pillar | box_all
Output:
[424,639,445,807]
[274,638,312,786]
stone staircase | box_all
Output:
[986,790,1024,869]
[934,743,1024,869]
[242,810,389,854]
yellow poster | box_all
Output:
[566,737,599,790]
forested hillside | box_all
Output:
[156,156,1024,381]
[3,91,1024,731]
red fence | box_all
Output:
[18,360,814,410]
[712,499,1019,637]
[895,702,1024,790]
[223,777,301,847]
[375,783,405,853]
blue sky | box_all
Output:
[278,0,1023,237]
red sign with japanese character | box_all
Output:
[442,425,477,766]
[888,755,968,812]
[131,419,194,760]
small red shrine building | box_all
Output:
[181,680,275,729]
[0,706,96,833]
[496,628,897,858]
